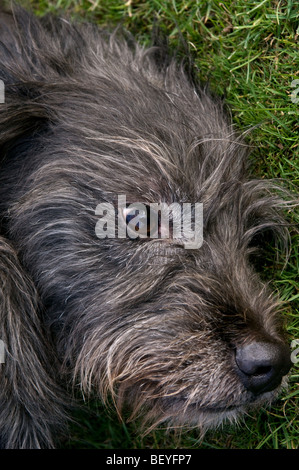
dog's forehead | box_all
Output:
[70,135,195,204]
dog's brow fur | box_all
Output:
[0,6,296,448]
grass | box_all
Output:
[10,0,299,449]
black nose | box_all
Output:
[235,341,292,394]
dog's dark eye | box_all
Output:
[123,205,159,238]
[126,208,148,235]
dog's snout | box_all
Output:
[235,341,292,395]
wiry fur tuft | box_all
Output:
[0,7,297,448]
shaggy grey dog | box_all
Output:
[0,7,294,448]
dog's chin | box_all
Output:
[159,381,288,431]
[164,402,246,430]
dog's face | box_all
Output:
[71,167,291,431]
[18,93,289,432]
[0,8,292,439]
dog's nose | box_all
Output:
[235,341,292,394]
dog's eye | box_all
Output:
[126,208,148,235]
[123,205,159,238]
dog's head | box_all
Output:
[0,7,294,433]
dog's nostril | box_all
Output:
[251,365,272,376]
[235,341,292,394]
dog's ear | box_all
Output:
[0,8,53,163]
[0,85,50,165]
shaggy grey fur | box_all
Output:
[0,7,295,448]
